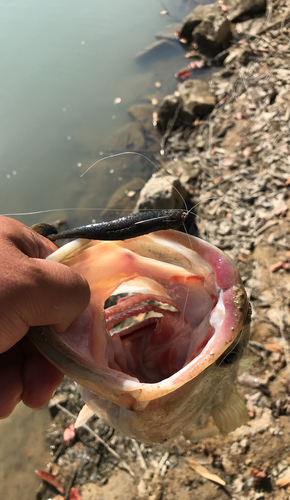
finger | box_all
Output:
[0,216,58,258]
[0,257,91,352]
[0,364,23,418]
[22,351,63,409]
[23,257,91,331]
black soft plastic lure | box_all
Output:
[32,209,187,242]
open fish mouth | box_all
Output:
[29,229,250,442]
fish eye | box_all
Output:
[216,348,241,367]
[221,351,239,365]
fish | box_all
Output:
[28,228,251,444]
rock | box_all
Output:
[221,454,237,474]
[127,103,155,132]
[179,3,232,55]
[237,16,267,36]
[106,122,145,151]
[233,474,244,493]
[162,158,200,185]
[135,172,188,211]
[101,178,146,221]
[223,0,267,22]
[224,46,254,66]
[180,79,216,120]
[157,80,215,132]
[136,39,180,62]
[155,23,181,41]
[193,12,232,56]
[156,93,180,133]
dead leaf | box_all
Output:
[188,59,205,69]
[276,477,290,488]
[186,458,226,486]
[285,176,290,186]
[251,468,267,486]
[273,202,288,216]
[248,403,255,418]
[63,423,76,446]
[69,487,82,499]
[222,158,234,167]
[35,470,65,494]
[243,146,252,161]
[238,254,248,263]
[213,176,222,184]
[233,112,243,120]
[269,261,283,272]
[264,343,284,353]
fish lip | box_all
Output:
[31,230,248,403]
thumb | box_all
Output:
[23,257,91,332]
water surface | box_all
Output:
[0,0,208,227]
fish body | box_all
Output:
[29,230,250,443]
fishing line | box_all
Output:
[79,150,211,321]
[0,151,223,325]
[1,150,224,228]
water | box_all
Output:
[0,0,208,229]
[0,1,209,497]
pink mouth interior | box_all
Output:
[56,236,224,385]
[102,279,218,384]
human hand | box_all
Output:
[0,217,90,418]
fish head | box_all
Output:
[29,229,250,443]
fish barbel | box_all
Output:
[29,229,251,443]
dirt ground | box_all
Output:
[34,2,290,499]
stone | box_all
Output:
[162,159,200,185]
[221,454,237,474]
[179,3,232,55]
[223,0,267,21]
[127,103,155,132]
[136,39,180,62]
[157,80,215,132]
[107,122,145,151]
[193,13,232,56]
[157,94,180,133]
[101,178,146,221]
[135,173,188,211]
[155,23,181,41]
[179,80,216,119]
